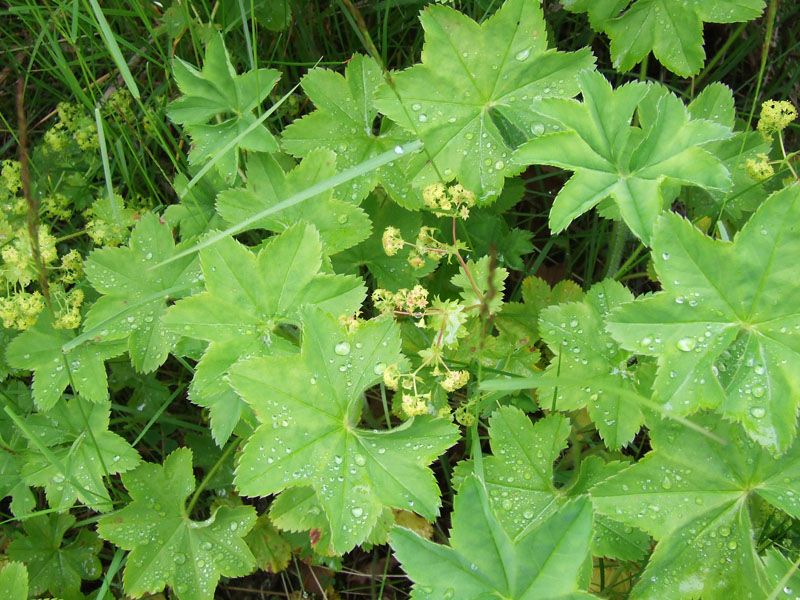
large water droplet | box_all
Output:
[354,454,366,466]
[515,47,531,61]
[334,342,351,356]
[676,337,695,352]
[351,507,363,517]
[750,406,766,419]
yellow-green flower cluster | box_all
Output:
[53,287,84,330]
[1,225,58,287]
[381,226,404,256]
[422,181,476,219]
[744,153,775,182]
[440,369,469,392]
[401,392,431,417]
[85,193,137,246]
[0,290,45,330]
[1,160,26,215]
[58,249,84,285]
[56,102,99,151]
[42,192,73,221]
[758,100,797,140]
[372,284,429,315]
[105,90,135,124]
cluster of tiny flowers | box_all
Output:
[401,392,431,417]
[381,226,404,256]
[744,153,775,181]
[42,192,73,221]
[337,313,362,333]
[0,160,25,215]
[56,102,99,151]
[53,287,84,330]
[57,249,84,285]
[1,225,58,287]
[454,405,475,427]
[104,89,136,124]
[758,100,797,140]
[441,369,469,392]
[84,194,136,247]
[372,284,429,315]
[0,290,44,330]
[422,182,476,219]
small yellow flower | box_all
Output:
[407,250,426,269]
[383,363,400,389]
[401,393,430,417]
[744,153,775,181]
[441,369,469,392]
[758,100,797,139]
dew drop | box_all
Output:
[676,337,695,352]
[514,47,531,61]
[750,406,766,419]
[334,342,351,356]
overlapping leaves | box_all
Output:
[375,0,595,202]
[391,474,597,599]
[282,54,422,208]
[163,223,364,444]
[591,414,800,599]
[229,306,459,554]
[83,213,202,373]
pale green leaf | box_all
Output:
[22,398,139,512]
[375,0,595,202]
[591,413,800,599]
[163,223,365,444]
[7,513,102,600]
[0,562,27,600]
[606,185,800,452]
[97,448,256,600]
[168,35,279,179]
[244,514,292,574]
[83,213,202,373]
[391,475,597,599]
[452,255,508,315]
[229,306,459,554]
[216,149,372,254]
[282,54,423,208]
[514,70,731,244]
[5,313,126,411]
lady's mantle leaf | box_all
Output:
[0,562,27,600]
[83,213,202,373]
[282,54,423,208]
[539,279,646,449]
[375,0,595,203]
[216,149,371,255]
[563,0,765,77]
[454,407,650,562]
[167,34,279,179]
[97,448,256,600]
[591,414,800,599]
[7,513,102,600]
[606,185,800,453]
[514,71,731,244]
[5,312,126,410]
[163,224,365,444]
[22,398,139,511]
[391,475,597,599]
[229,306,459,554]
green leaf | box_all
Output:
[244,513,292,574]
[590,413,800,599]
[763,548,800,598]
[220,0,291,32]
[229,306,459,554]
[216,149,372,255]
[606,185,800,452]
[163,223,365,444]
[7,513,102,600]
[514,70,731,244]
[83,213,202,373]
[22,398,139,512]
[0,381,36,516]
[282,54,422,208]
[0,562,27,600]
[495,276,584,344]
[97,448,256,600]
[5,313,126,411]
[453,407,649,561]
[391,475,597,599]
[563,0,765,77]
[452,255,508,315]
[538,279,646,449]
[164,168,230,241]
[375,0,595,203]
[168,34,279,179]
[331,193,437,290]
